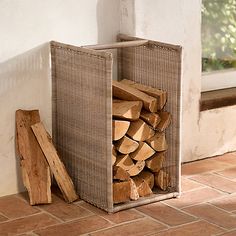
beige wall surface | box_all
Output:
[0,0,120,196]
[120,0,236,163]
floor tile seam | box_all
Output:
[188,178,233,194]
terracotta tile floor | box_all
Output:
[1,152,236,235]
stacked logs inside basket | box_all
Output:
[112,79,171,204]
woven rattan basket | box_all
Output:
[50,34,182,213]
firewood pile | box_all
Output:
[112,79,171,204]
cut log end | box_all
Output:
[130,142,155,161]
[115,135,139,154]
[155,170,171,191]
[145,152,166,172]
[146,132,168,152]
[113,120,130,141]
[113,181,131,204]
[127,161,145,176]
[127,119,155,142]
[113,166,130,181]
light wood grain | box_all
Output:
[127,119,155,142]
[113,80,158,112]
[121,79,167,110]
[15,110,51,205]
[115,135,139,154]
[31,122,78,203]
[146,132,168,152]
[130,142,155,161]
[115,154,135,171]
[140,110,161,129]
[146,152,165,172]
[113,181,131,204]
[113,100,143,120]
[156,111,171,132]
[113,120,130,141]
[113,166,130,181]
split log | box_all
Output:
[15,110,51,205]
[113,166,130,181]
[113,100,143,120]
[115,154,134,171]
[127,119,155,141]
[155,169,171,191]
[121,79,167,110]
[113,181,131,204]
[156,111,171,132]
[31,122,78,203]
[140,110,161,129]
[146,132,168,152]
[132,177,152,197]
[127,161,145,176]
[146,152,165,172]
[113,120,130,141]
[139,171,154,189]
[112,145,117,166]
[115,135,139,154]
[130,142,155,161]
[113,80,158,112]
[129,179,139,201]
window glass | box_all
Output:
[202,0,236,72]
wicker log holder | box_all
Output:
[50,34,182,213]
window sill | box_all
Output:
[200,87,236,111]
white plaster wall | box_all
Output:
[0,0,120,196]
[120,0,236,162]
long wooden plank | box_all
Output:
[121,79,167,110]
[15,110,51,205]
[31,122,78,203]
[113,80,158,112]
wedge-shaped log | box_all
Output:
[113,120,130,141]
[113,166,130,181]
[113,181,131,204]
[140,110,161,129]
[146,132,168,152]
[121,79,167,110]
[31,122,78,203]
[15,110,51,205]
[156,111,171,132]
[112,144,117,166]
[127,119,155,141]
[130,142,155,161]
[113,100,143,120]
[129,179,139,201]
[132,176,152,197]
[155,169,171,191]
[113,80,158,112]
[146,152,165,172]
[139,171,154,189]
[115,154,134,171]
[127,161,145,176]
[115,135,139,154]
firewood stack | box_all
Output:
[112,79,171,204]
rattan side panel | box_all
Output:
[118,35,182,194]
[50,42,113,211]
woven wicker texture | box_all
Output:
[50,36,182,213]
[50,41,113,211]
[118,34,182,195]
